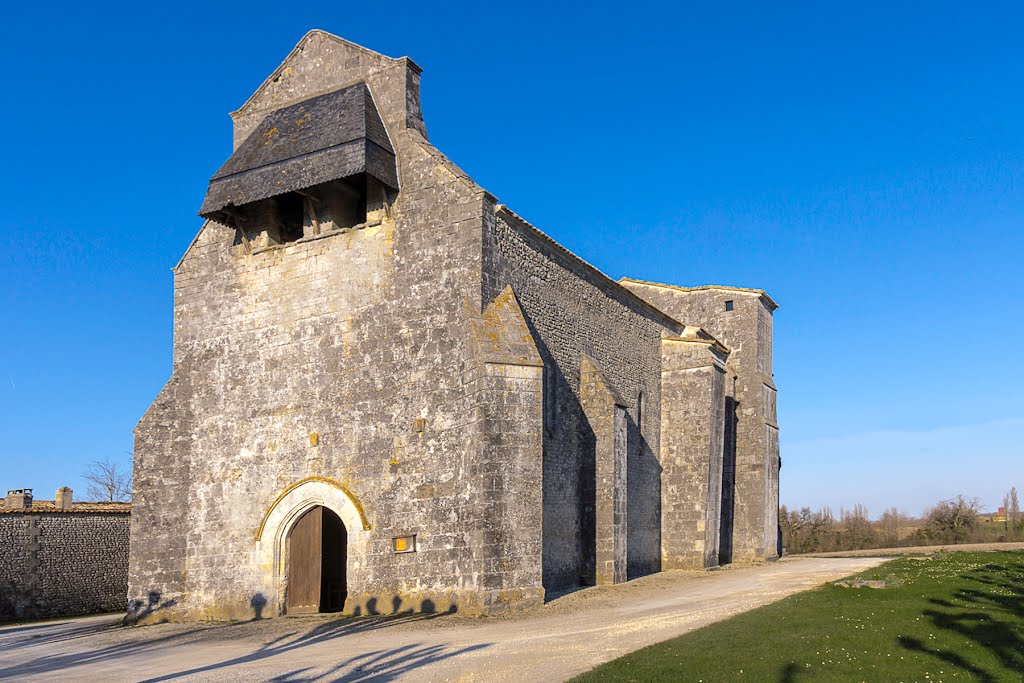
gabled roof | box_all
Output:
[619,278,779,311]
[199,82,398,221]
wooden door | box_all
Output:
[286,506,322,614]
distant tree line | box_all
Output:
[781,487,1024,554]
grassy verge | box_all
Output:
[573,551,1024,682]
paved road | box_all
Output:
[0,557,886,682]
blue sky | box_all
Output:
[1,2,1021,516]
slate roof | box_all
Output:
[0,500,131,514]
[199,83,398,221]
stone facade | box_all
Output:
[620,281,781,563]
[129,30,780,622]
[0,496,130,621]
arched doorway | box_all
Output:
[286,505,348,614]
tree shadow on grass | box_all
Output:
[897,555,1024,681]
[778,662,800,682]
[898,635,996,683]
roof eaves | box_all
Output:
[200,84,400,219]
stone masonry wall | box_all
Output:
[130,375,192,617]
[579,355,629,586]
[131,135,491,619]
[621,282,779,563]
[482,208,678,591]
[658,338,728,569]
[0,514,129,621]
[129,33,558,619]
[463,286,545,611]
[467,360,545,610]
[230,30,427,148]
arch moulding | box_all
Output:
[255,476,371,541]
[253,477,372,615]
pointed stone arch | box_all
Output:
[256,477,370,541]
[254,477,371,615]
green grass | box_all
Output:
[573,551,1024,682]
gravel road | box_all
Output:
[0,556,887,682]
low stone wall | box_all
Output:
[0,513,130,620]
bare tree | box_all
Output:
[1009,487,1021,529]
[784,506,837,553]
[83,457,132,502]
[840,504,877,549]
[879,507,907,546]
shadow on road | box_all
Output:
[0,611,484,681]
[0,616,122,650]
[259,642,489,682]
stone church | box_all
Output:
[129,30,780,621]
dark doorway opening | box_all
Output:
[719,396,738,565]
[286,506,348,614]
[321,508,347,612]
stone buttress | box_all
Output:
[658,327,729,569]
[621,280,780,564]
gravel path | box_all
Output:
[0,557,886,682]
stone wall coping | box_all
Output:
[661,326,731,355]
[494,206,686,334]
[620,277,779,311]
